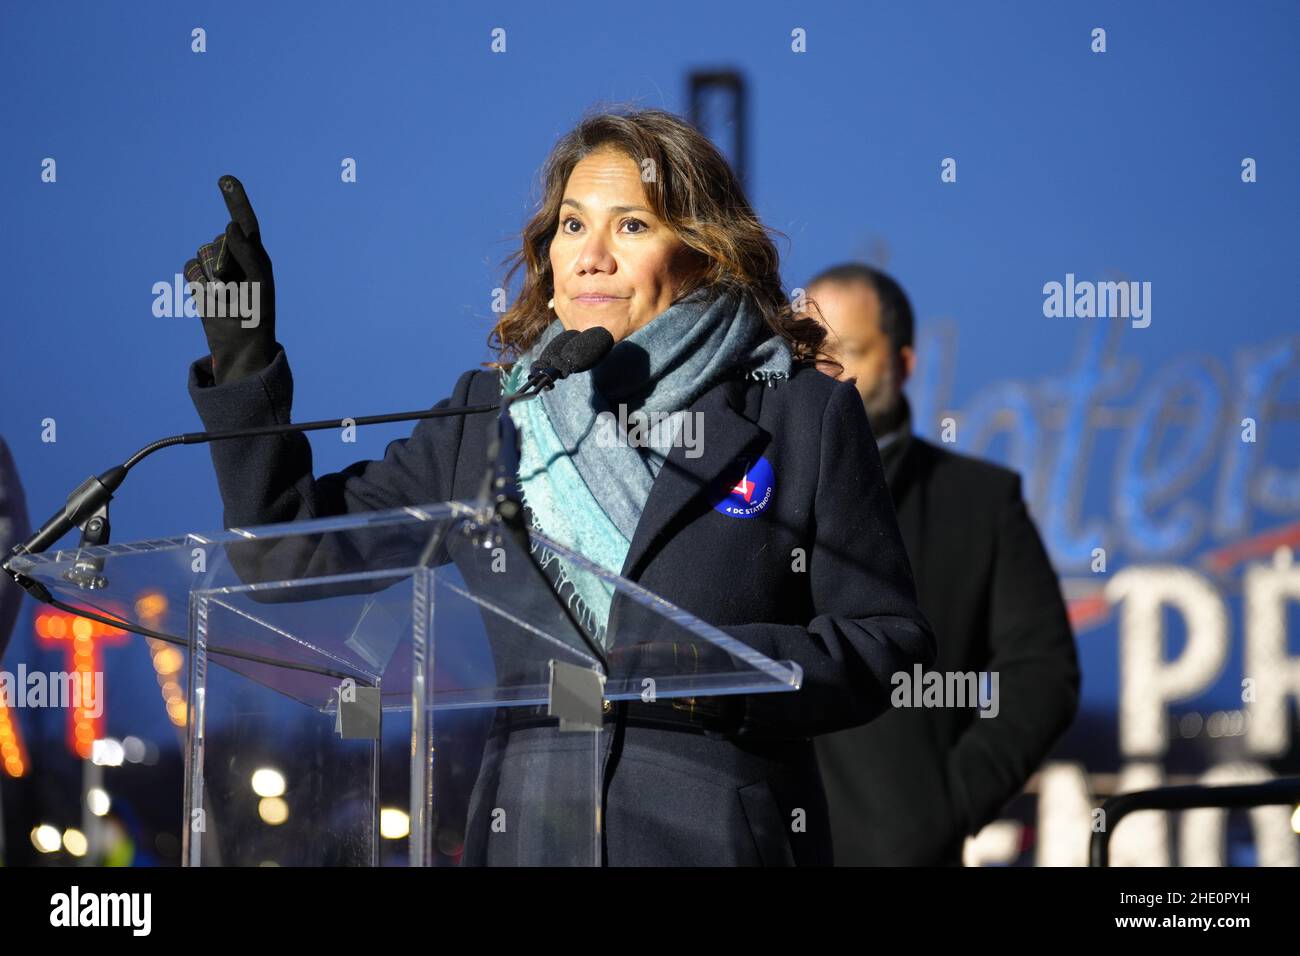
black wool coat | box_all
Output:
[188,345,935,865]
[816,432,1080,865]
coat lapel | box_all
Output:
[620,378,769,580]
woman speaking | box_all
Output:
[183,107,934,866]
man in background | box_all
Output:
[807,263,1080,865]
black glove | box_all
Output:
[183,175,277,385]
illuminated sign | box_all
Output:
[34,611,128,759]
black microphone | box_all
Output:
[521,329,580,395]
[502,327,615,411]
[559,327,615,375]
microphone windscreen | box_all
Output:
[559,327,615,375]
[534,328,580,371]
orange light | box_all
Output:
[152,648,183,674]
[134,593,168,618]
[0,703,27,778]
[35,610,128,758]
[140,596,189,731]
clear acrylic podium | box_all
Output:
[7,501,803,866]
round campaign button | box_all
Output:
[713,456,775,519]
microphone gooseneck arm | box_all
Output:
[0,399,517,683]
[5,401,503,567]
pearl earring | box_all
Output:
[547,298,555,309]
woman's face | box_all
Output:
[548,148,702,343]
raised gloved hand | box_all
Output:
[183,175,277,385]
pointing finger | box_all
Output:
[218,174,260,238]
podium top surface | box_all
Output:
[8,501,801,710]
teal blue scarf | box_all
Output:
[501,284,791,645]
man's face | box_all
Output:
[807,279,912,433]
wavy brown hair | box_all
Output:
[489,106,829,365]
